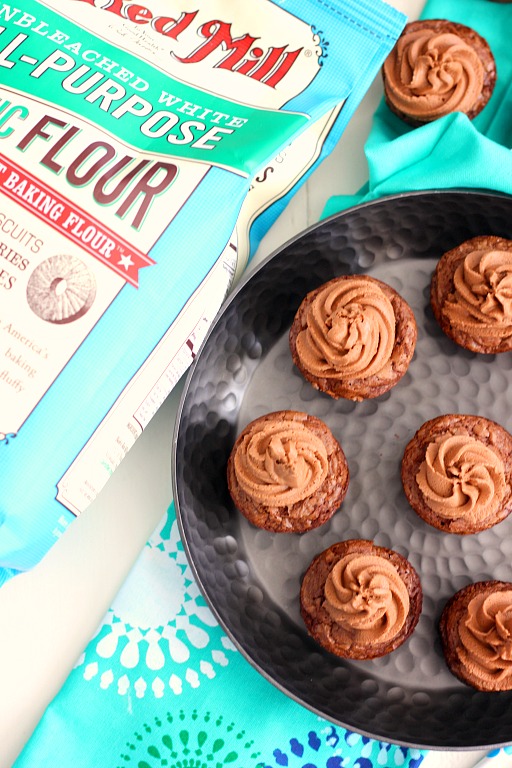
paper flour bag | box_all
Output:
[0,0,405,572]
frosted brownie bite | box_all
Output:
[227,410,349,533]
[300,539,422,659]
[430,235,512,353]
[382,19,496,126]
[440,580,512,691]
[401,414,512,534]
[289,274,416,401]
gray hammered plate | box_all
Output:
[172,190,512,750]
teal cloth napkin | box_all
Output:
[14,502,426,768]
[323,0,512,219]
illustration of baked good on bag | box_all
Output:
[1,225,127,446]
[26,254,96,324]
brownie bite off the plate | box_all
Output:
[382,19,496,126]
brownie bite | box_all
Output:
[440,580,512,691]
[401,414,512,534]
[382,19,496,126]
[289,275,417,401]
[227,410,349,533]
[300,539,422,660]
[430,235,512,353]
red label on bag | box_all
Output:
[0,154,154,287]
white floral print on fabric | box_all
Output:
[74,512,237,699]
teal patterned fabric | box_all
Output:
[14,503,426,768]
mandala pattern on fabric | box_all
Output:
[118,708,261,768]
[118,711,425,768]
[260,725,424,768]
[74,514,237,699]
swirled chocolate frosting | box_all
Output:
[457,589,512,689]
[416,432,506,525]
[295,277,395,382]
[233,417,328,507]
[323,553,409,644]
[383,24,485,121]
[444,247,512,341]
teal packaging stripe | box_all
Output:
[247,0,407,254]
[14,502,427,768]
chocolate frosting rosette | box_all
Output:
[300,540,422,660]
[289,275,417,401]
[440,581,512,691]
[323,552,410,647]
[382,19,496,126]
[431,236,512,353]
[227,410,349,533]
[401,414,512,534]
[416,433,506,525]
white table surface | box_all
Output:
[0,1,499,766]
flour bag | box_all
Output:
[0,0,406,572]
